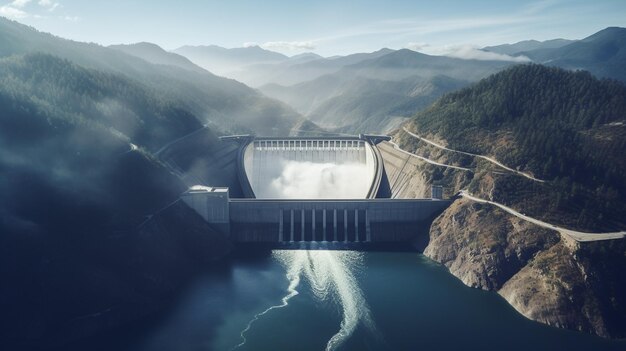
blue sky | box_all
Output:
[1,0,625,56]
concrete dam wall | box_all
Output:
[175,134,452,246]
[229,199,450,243]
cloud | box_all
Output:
[61,15,79,22]
[0,0,59,19]
[10,0,32,8]
[242,42,259,48]
[0,4,28,18]
[262,41,316,51]
[405,42,430,52]
[443,45,531,62]
[38,0,59,11]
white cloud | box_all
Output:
[38,0,59,11]
[10,0,32,8]
[405,42,430,52]
[242,42,259,48]
[262,41,316,51]
[61,15,79,22]
[440,45,530,62]
[0,0,59,19]
[0,4,28,18]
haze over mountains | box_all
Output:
[166,26,626,134]
[1,13,626,348]
[0,18,307,137]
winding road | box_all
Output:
[459,190,626,242]
[387,141,472,172]
[402,127,545,183]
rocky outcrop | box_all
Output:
[424,198,626,338]
[425,198,559,290]
[379,131,626,338]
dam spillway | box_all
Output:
[177,134,451,247]
[243,138,378,199]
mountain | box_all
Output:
[260,48,512,133]
[0,17,304,136]
[109,42,205,73]
[483,38,575,56]
[226,48,396,87]
[346,49,512,81]
[519,27,626,82]
[392,64,626,338]
[262,74,468,133]
[288,52,324,63]
[0,53,232,348]
[173,44,288,76]
[0,18,311,348]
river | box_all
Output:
[80,248,626,351]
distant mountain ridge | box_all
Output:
[517,27,626,82]
[483,38,575,56]
[223,48,397,87]
[173,44,288,76]
[260,48,511,133]
[109,42,206,73]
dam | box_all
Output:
[173,134,451,246]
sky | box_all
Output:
[1,0,625,57]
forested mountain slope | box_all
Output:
[0,17,303,136]
[393,64,626,338]
[0,53,232,349]
[404,63,626,231]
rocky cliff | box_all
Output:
[381,132,626,338]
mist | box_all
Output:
[260,160,372,199]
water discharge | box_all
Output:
[267,160,372,199]
[243,139,377,199]
[231,250,376,351]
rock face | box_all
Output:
[424,198,626,338]
[425,198,559,290]
[379,133,626,338]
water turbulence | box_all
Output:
[232,250,377,351]
[233,139,378,350]
[268,160,371,199]
[243,138,377,199]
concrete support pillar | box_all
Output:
[290,209,294,242]
[344,209,348,243]
[279,210,283,242]
[355,209,359,242]
[322,209,327,241]
[333,209,337,242]
[365,209,371,242]
[301,209,305,242]
[312,209,316,241]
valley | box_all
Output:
[0,11,625,351]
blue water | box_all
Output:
[94,250,626,351]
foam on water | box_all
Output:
[231,250,376,351]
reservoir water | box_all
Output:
[83,249,626,351]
